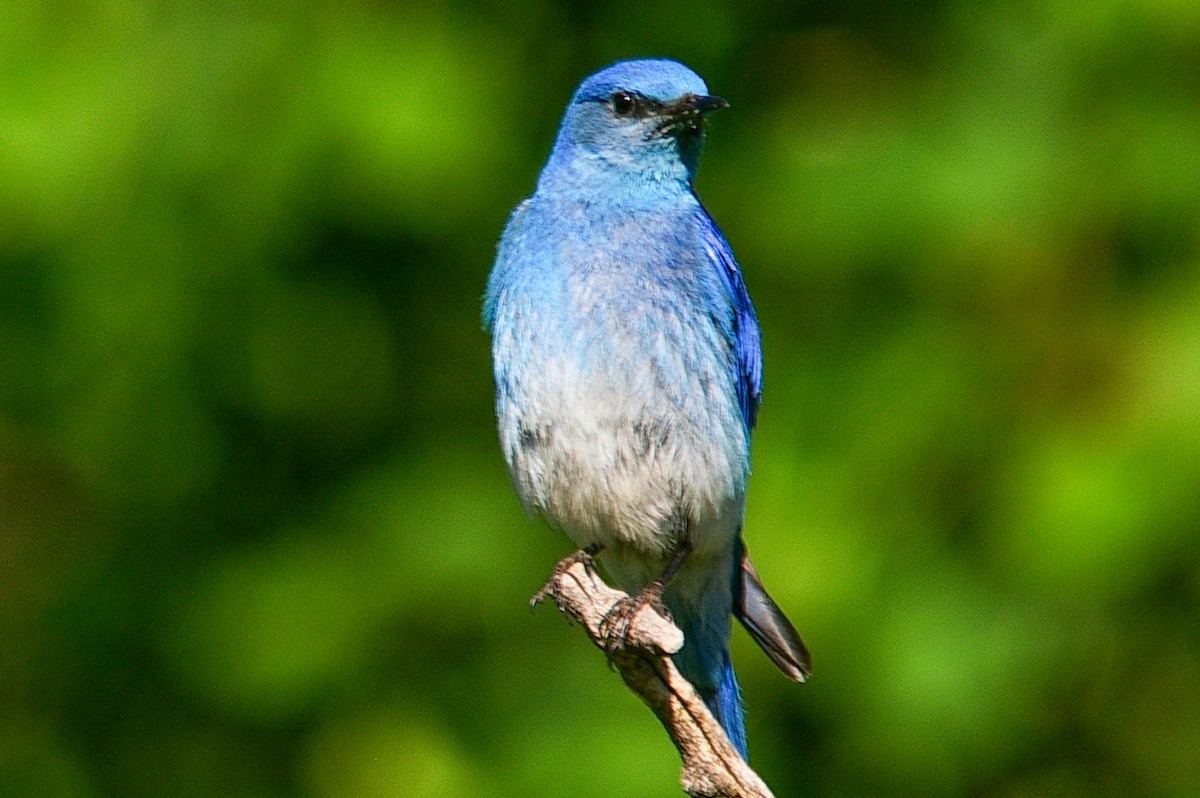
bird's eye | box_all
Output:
[611,92,637,116]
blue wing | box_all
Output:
[696,208,762,431]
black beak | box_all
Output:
[687,94,729,115]
[657,93,728,137]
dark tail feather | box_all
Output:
[734,541,812,682]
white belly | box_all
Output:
[498,359,747,561]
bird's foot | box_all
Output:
[599,580,670,655]
[531,547,601,610]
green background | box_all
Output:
[3,2,1198,796]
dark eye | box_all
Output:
[610,91,637,116]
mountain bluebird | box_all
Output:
[484,58,811,758]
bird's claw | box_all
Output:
[599,581,670,654]
[530,548,600,610]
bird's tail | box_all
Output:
[664,539,809,761]
[669,582,749,759]
[712,648,747,757]
[734,540,812,682]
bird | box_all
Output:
[483,58,811,759]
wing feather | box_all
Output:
[695,208,762,431]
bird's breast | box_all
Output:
[495,223,748,557]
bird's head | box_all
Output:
[542,59,727,190]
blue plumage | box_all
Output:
[485,58,810,760]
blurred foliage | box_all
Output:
[1,1,1198,796]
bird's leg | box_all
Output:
[531,543,604,610]
[599,539,693,654]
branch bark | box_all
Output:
[535,561,775,798]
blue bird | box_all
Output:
[484,58,811,758]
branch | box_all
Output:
[536,562,775,798]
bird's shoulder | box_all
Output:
[497,198,534,252]
[484,199,535,331]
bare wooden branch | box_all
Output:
[536,561,775,798]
